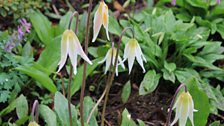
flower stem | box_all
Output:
[67,11,79,126]
[166,84,187,126]
[101,27,134,126]
[80,0,93,126]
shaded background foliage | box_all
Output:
[0,0,223,126]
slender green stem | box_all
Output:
[80,0,93,126]
[67,11,79,126]
[166,84,187,126]
[101,27,135,126]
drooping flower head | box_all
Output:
[57,29,92,74]
[28,121,40,126]
[92,1,109,42]
[123,38,146,74]
[98,47,125,76]
[171,91,197,126]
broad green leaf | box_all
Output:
[211,85,224,111]
[39,104,57,126]
[175,69,200,84]
[185,78,210,126]
[29,11,54,45]
[139,70,161,95]
[37,37,61,73]
[209,121,221,126]
[54,92,79,126]
[184,54,221,70]
[22,42,33,58]
[88,46,109,58]
[71,58,102,96]
[121,81,131,103]
[164,62,176,73]
[0,100,16,117]
[15,116,29,126]
[16,95,28,119]
[137,119,146,126]
[162,69,175,83]
[83,96,98,126]
[121,108,136,126]
[109,16,122,36]
[16,65,57,93]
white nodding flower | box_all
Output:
[98,47,125,76]
[171,92,198,126]
[28,121,40,126]
[57,29,92,75]
[123,38,146,74]
[92,1,109,42]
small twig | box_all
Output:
[31,100,39,123]
[87,85,108,123]
[52,5,61,16]
[80,0,93,126]
[166,84,187,126]
[67,11,79,126]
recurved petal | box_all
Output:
[118,56,125,69]
[135,43,145,73]
[171,97,181,126]
[102,3,110,40]
[57,32,69,73]
[73,34,92,65]
[92,2,103,42]
[189,96,197,126]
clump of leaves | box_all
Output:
[0,0,50,22]
[0,51,29,103]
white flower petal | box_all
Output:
[123,41,130,60]
[73,34,92,65]
[68,37,78,75]
[135,43,145,73]
[171,97,181,126]
[57,32,69,73]
[105,53,111,74]
[115,64,118,76]
[189,96,196,126]
[179,98,189,126]
[102,3,109,40]
[118,56,125,69]
[127,49,135,74]
[92,2,103,42]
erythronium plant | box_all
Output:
[101,27,135,126]
[123,38,147,74]
[167,84,197,126]
[98,45,125,76]
[92,0,109,42]
[57,11,90,126]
